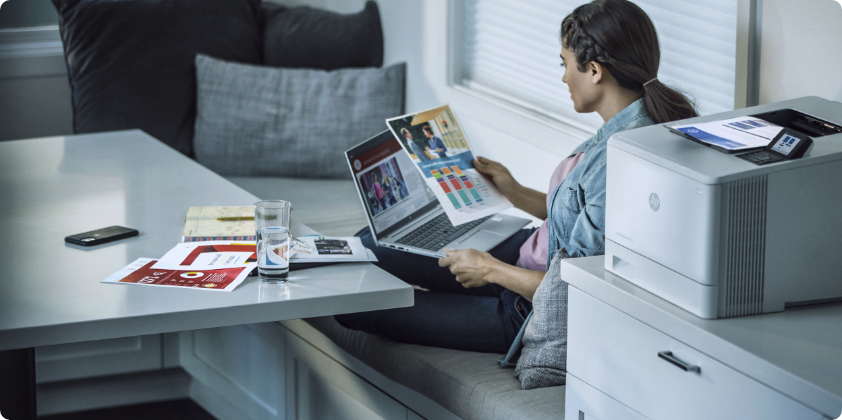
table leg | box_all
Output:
[0,347,36,420]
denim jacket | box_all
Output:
[546,99,653,266]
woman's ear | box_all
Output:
[589,61,605,84]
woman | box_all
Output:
[367,189,380,215]
[372,173,387,210]
[383,175,398,205]
[337,0,696,353]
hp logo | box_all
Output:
[649,192,661,212]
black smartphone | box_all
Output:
[65,226,139,246]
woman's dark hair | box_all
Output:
[561,0,697,124]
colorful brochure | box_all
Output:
[102,258,251,292]
[386,105,512,225]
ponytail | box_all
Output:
[641,79,698,124]
[561,0,698,124]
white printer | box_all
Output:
[605,96,842,318]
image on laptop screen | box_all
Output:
[348,132,438,235]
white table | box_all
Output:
[0,130,413,419]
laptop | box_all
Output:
[346,130,530,258]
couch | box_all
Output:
[54,0,565,418]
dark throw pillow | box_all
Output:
[262,0,383,70]
[193,55,405,178]
[52,0,262,156]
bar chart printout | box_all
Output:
[431,170,461,209]
[440,167,472,206]
[451,166,483,203]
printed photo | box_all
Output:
[315,239,353,255]
[387,105,470,163]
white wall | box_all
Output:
[758,0,842,104]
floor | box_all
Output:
[39,399,217,420]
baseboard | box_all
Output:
[36,368,191,416]
[188,377,251,420]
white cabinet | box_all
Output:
[180,323,415,420]
[566,288,823,420]
[560,256,842,420]
[35,334,162,383]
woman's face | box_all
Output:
[560,46,599,113]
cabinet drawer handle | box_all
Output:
[658,351,700,373]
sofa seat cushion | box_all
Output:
[225,176,367,237]
[304,316,565,420]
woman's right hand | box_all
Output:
[474,156,520,197]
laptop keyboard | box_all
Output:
[396,213,492,252]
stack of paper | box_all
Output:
[670,117,783,151]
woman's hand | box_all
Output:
[473,156,520,198]
[438,248,500,288]
[474,156,548,220]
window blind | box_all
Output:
[460,0,738,131]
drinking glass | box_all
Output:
[254,200,291,284]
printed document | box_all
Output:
[154,241,256,270]
[671,116,783,151]
[290,236,377,263]
[102,258,251,292]
[386,105,512,226]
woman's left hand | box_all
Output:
[438,249,499,288]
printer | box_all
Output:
[605,96,842,319]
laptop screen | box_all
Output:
[346,130,439,237]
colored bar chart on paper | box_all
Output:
[441,167,472,206]
[451,166,483,203]
[431,170,461,209]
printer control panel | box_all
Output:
[737,128,813,166]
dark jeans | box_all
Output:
[334,227,534,353]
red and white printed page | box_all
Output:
[102,258,251,292]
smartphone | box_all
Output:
[65,226,139,246]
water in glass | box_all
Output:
[257,226,290,283]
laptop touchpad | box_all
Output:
[448,230,507,251]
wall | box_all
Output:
[0,0,58,29]
[14,0,822,195]
[758,0,842,104]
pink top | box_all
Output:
[515,152,585,272]
[374,182,383,199]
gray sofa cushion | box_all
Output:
[514,250,569,389]
[305,316,565,420]
[193,54,405,178]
